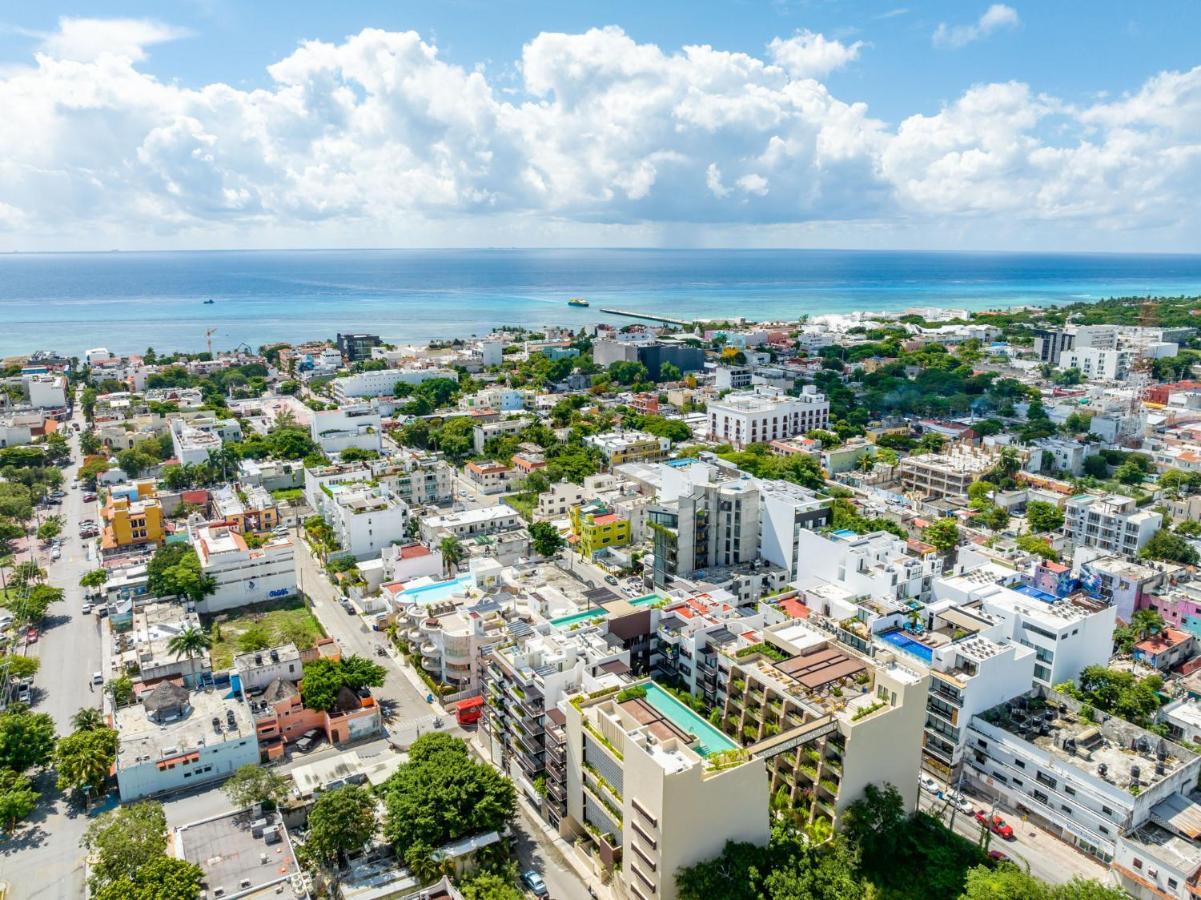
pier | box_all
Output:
[599,307,693,327]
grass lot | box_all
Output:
[270,487,304,502]
[203,595,326,670]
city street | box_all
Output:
[293,533,434,727]
[32,419,103,733]
[1,407,105,900]
[918,790,1112,887]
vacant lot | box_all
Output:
[203,595,326,670]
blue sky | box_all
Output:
[1,2,1200,251]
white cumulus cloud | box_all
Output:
[933,4,1020,49]
[768,30,864,79]
[0,17,1199,250]
[39,16,191,62]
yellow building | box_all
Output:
[102,495,164,551]
[570,501,631,558]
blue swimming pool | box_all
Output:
[398,574,474,606]
[1013,584,1058,603]
[879,629,934,663]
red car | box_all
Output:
[975,811,1015,840]
[25,628,38,643]
[988,850,1010,862]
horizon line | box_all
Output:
[3,246,1201,258]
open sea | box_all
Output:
[3,248,1201,358]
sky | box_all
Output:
[1,1,1200,253]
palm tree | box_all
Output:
[439,536,465,576]
[167,625,212,667]
[70,707,106,731]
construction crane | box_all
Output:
[205,327,217,357]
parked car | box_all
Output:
[81,602,93,615]
[25,628,38,644]
[521,871,548,898]
[988,850,1010,862]
[919,774,939,794]
[341,599,355,615]
[604,575,619,586]
[90,671,103,686]
[16,684,31,704]
[295,729,323,752]
[975,812,1014,840]
[947,792,974,815]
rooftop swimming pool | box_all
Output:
[879,629,934,663]
[642,683,738,757]
[398,574,474,606]
[1013,583,1058,604]
[550,606,609,628]
[549,593,664,628]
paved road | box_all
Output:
[1,409,106,900]
[919,790,1112,887]
[511,803,592,900]
[33,421,103,733]
[293,534,434,728]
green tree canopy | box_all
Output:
[528,521,565,558]
[1141,528,1200,565]
[306,784,378,863]
[221,764,290,810]
[1026,500,1065,533]
[0,706,57,772]
[55,726,119,796]
[90,855,205,900]
[0,768,39,834]
[83,801,171,891]
[380,733,516,851]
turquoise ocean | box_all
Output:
[2,248,1201,357]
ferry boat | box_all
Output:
[567,297,590,307]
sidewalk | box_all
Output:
[468,731,615,900]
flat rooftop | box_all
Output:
[177,810,301,899]
[116,688,254,767]
[977,691,1198,788]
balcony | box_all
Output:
[420,642,440,657]
[421,656,440,672]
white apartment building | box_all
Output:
[707,385,829,448]
[326,485,409,560]
[757,480,835,579]
[420,505,524,543]
[116,685,259,801]
[371,452,454,507]
[936,568,1116,690]
[170,417,223,466]
[234,644,304,694]
[331,366,457,402]
[965,690,1201,862]
[714,366,753,390]
[191,523,297,614]
[538,482,585,519]
[566,680,770,900]
[1064,493,1162,558]
[716,619,929,826]
[460,387,529,411]
[381,542,444,584]
[310,404,382,455]
[473,417,533,455]
[464,459,516,494]
[1060,346,1134,382]
[795,530,943,608]
[25,374,67,409]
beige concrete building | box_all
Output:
[899,445,999,499]
[564,680,769,900]
[717,618,929,826]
